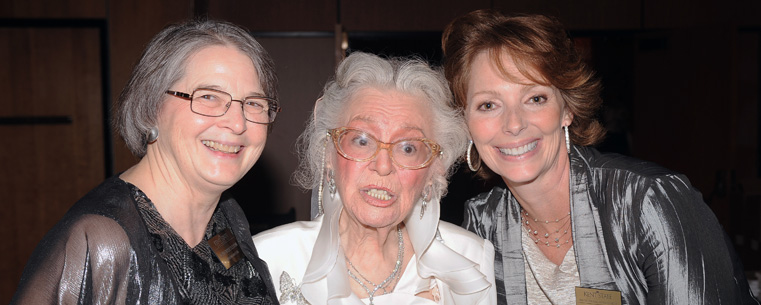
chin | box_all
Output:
[203,172,245,188]
[357,213,400,229]
[495,167,540,185]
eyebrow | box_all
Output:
[469,89,501,97]
[521,84,554,94]
[196,83,265,97]
[470,84,552,98]
[349,116,425,135]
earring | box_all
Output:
[316,133,329,216]
[563,125,570,153]
[147,127,159,143]
[327,169,336,199]
[466,140,481,172]
[420,185,432,219]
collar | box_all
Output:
[301,190,491,304]
[498,145,618,302]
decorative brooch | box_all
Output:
[279,271,308,305]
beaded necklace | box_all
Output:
[521,210,572,248]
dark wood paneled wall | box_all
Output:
[109,0,194,172]
[1,0,760,303]
[0,26,104,302]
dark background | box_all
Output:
[2,0,760,302]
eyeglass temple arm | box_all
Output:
[166,90,192,100]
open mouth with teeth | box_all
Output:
[498,140,538,156]
[202,140,242,154]
[364,188,393,201]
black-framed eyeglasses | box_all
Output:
[166,88,281,124]
[328,127,442,170]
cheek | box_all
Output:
[245,124,268,144]
[534,113,563,133]
[467,118,498,142]
[397,170,429,199]
[333,158,360,191]
[170,115,213,140]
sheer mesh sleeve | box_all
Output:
[12,214,135,304]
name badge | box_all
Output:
[208,228,243,269]
[575,287,622,305]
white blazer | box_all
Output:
[253,193,496,305]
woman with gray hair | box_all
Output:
[254,52,496,305]
[12,20,279,304]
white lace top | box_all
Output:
[522,228,580,305]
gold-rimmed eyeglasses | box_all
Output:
[166,88,281,124]
[328,127,442,170]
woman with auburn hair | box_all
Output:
[442,9,758,304]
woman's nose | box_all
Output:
[502,107,526,135]
[369,148,394,176]
[219,101,248,134]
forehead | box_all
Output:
[341,87,433,136]
[180,45,260,89]
[471,50,546,85]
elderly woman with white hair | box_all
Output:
[253,52,496,305]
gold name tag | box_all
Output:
[208,228,243,269]
[575,287,622,305]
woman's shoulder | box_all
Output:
[68,175,137,220]
[252,220,322,301]
[44,176,138,245]
[253,220,320,242]
[438,221,485,242]
[437,221,493,256]
[252,220,321,261]
[575,146,700,200]
[13,213,135,303]
[464,186,507,209]
[30,178,144,267]
[576,146,679,179]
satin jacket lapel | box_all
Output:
[568,146,618,291]
[501,191,529,305]
[301,194,358,304]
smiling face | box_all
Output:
[155,45,268,193]
[466,51,572,187]
[333,87,434,229]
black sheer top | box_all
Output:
[11,176,278,304]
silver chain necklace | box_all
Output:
[345,226,404,305]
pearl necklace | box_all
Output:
[521,210,572,248]
[345,226,404,305]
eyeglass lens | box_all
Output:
[336,129,433,168]
[190,89,275,123]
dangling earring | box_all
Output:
[327,169,336,199]
[316,133,329,216]
[563,125,570,153]
[466,140,481,172]
[147,127,159,144]
[420,184,432,219]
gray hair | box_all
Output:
[293,52,467,199]
[113,19,278,158]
